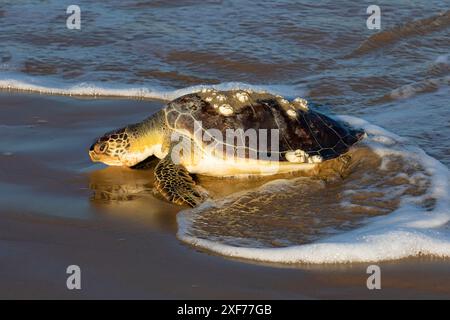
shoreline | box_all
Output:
[2,206,450,299]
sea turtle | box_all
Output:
[89,89,365,207]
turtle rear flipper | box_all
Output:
[154,156,205,207]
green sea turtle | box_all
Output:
[89,89,365,207]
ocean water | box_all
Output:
[0,1,449,264]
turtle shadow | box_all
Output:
[87,162,182,231]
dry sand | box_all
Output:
[0,92,449,299]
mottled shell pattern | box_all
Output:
[163,89,364,163]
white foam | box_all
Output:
[389,76,450,100]
[435,54,449,64]
[177,116,450,264]
[0,72,301,101]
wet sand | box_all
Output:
[0,92,449,299]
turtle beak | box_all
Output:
[89,150,99,162]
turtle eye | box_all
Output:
[95,142,108,154]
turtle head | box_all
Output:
[89,114,167,167]
[89,127,134,166]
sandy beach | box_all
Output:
[0,92,449,299]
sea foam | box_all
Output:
[0,72,301,101]
[177,116,450,264]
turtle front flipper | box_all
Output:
[154,156,205,207]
